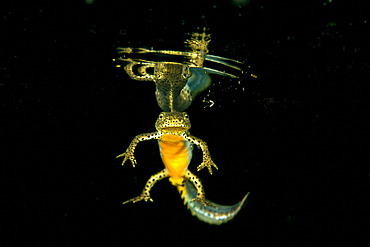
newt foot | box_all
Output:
[197,159,218,175]
[116,151,137,167]
[122,194,153,205]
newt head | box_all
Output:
[155,111,191,134]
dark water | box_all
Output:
[2,0,368,245]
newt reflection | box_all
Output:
[115,32,243,111]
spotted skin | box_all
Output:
[122,169,210,206]
[117,111,217,174]
[122,169,169,204]
[117,111,217,206]
[122,61,195,112]
[116,32,248,224]
[116,32,243,112]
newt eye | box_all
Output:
[184,114,189,119]
[159,114,164,119]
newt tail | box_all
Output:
[177,179,250,225]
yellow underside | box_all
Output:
[159,134,190,186]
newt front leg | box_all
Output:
[117,132,160,167]
[183,133,218,175]
[124,62,155,82]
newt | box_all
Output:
[117,111,249,225]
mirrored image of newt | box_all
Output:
[114,31,243,112]
[116,30,249,225]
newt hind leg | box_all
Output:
[185,170,214,207]
[123,169,169,204]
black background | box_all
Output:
[2,0,369,245]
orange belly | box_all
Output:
[158,134,192,186]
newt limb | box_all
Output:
[183,134,218,175]
[116,151,136,167]
[122,169,169,204]
[185,170,214,207]
[197,158,218,175]
[117,132,160,167]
